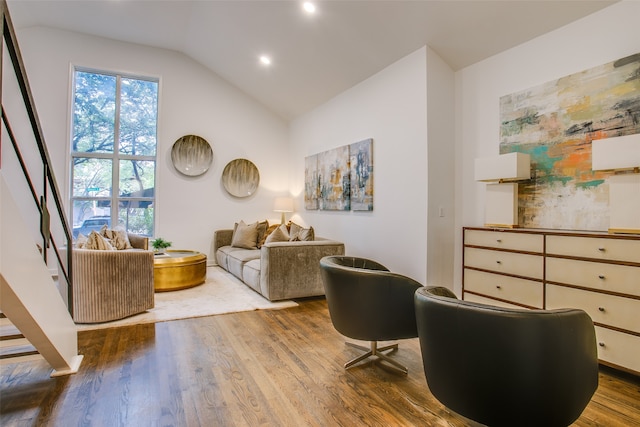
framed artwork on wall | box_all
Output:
[304,138,374,212]
[318,145,350,211]
[349,138,373,211]
[499,52,640,231]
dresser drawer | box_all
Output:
[595,326,640,374]
[546,258,640,297]
[546,235,640,264]
[464,229,543,252]
[464,247,543,279]
[546,285,640,333]
[462,292,527,310]
[464,268,543,308]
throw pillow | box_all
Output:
[75,233,88,249]
[256,220,269,248]
[265,224,290,244]
[258,223,279,248]
[84,230,116,250]
[231,220,259,249]
[287,221,315,241]
[100,225,133,250]
[297,226,315,241]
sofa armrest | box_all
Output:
[260,238,345,301]
[214,229,234,253]
[128,233,149,250]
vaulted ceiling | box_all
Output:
[7,0,616,120]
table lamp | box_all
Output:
[273,197,294,225]
[592,133,640,234]
[475,152,531,228]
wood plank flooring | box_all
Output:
[1,298,639,426]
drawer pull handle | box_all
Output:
[598,247,606,252]
[496,239,502,243]
[598,307,605,312]
[496,285,501,290]
[496,260,502,264]
[599,342,605,347]
[598,275,605,280]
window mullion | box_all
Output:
[112,75,122,222]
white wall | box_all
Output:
[454,1,640,294]
[290,47,429,284]
[15,26,290,261]
[426,47,455,288]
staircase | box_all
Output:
[0,0,82,376]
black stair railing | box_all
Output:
[1,1,73,316]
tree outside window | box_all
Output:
[71,69,158,237]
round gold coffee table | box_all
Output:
[153,250,207,292]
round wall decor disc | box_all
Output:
[222,158,260,197]
[171,135,213,177]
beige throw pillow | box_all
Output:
[231,220,259,249]
[265,224,290,244]
[256,220,269,248]
[288,221,315,241]
[75,233,88,249]
[259,224,279,247]
[84,230,116,250]
[100,225,133,250]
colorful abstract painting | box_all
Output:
[318,145,350,210]
[304,154,319,210]
[349,139,373,211]
[499,53,640,231]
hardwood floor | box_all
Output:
[1,298,639,426]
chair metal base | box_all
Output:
[344,341,408,374]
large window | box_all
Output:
[71,69,158,237]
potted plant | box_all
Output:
[151,237,172,254]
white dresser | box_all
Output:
[463,227,640,375]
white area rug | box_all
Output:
[77,266,298,331]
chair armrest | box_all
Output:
[214,229,234,253]
[128,233,149,250]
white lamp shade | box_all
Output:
[475,152,531,182]
[592,133,640,171]
[273,197,294,212]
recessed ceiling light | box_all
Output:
[259,55,272,66]
[302,2,316,14]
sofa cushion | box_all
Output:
[216,245,245,270]
[227,249,261,280]
[242,259,261,293]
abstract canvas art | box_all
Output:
[318,145,350,211]
[304,139,374,211]
[349,139,373,211]
[304,154,319,210]
[499,53,640,231]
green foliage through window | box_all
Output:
[71,69,158,237]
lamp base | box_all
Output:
[608,228,640,235]
[484,223,520,229]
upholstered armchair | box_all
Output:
[72,234,154,323]
[414,286,598,427]
[319,256,422,374]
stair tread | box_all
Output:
[0,324,23,340]
[0,343,38,359]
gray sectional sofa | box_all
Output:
[213,228,345,301]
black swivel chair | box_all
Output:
[319,256,422,374]
[414,286,599,427]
